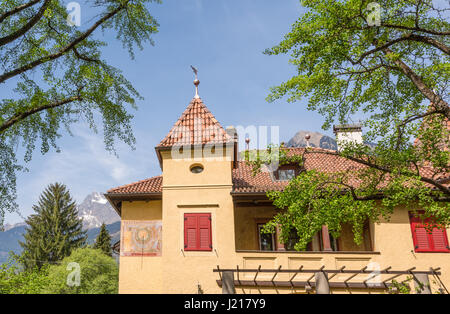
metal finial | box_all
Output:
[191,65,200,99]
[245,138,250,151]
[305,134,311,148]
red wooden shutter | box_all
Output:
[184,213,212,251]
[184,214,198,250]
[409,212,450,253]
[431,227,450,252]
[411,221,432,252]
[198,214,212,250]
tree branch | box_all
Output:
[317,180,384,201]
[0,0,41,24]
[347,33,449,66]
[381,23,450,36]
[382,47,450,119]
[0,0,52,47]
[406,34,450,56]
[0,95,82,133]
[72,47,101,64]
[304,149,450,197]
[395,108,448,149]
[0,1,127,84]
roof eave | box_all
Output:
[104,192,163,216]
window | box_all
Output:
[190,164,204,174]
[277,169,296,181]
[409,212,450,253]
[283,228,300,251]
[258,224,275,251]
[274,164,301,181]
[184,213,212,251]
[283,229,317,251]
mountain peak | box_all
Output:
[288,130,337,150]
[78,192,119,229]
[3,222,26,231]
[91,192,108,205]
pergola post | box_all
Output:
[222,271,236,294]
[414,273,432,294]
[315,272,330,294]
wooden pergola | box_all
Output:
[214,265,447,294]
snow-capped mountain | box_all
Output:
[3,222,26,231]
[77,192,120,229]
[0,192,120,264]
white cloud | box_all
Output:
[7,123,160,224]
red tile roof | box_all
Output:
[106,147,448,196]
[156,98,233,148]
[232,161,287,193]
[232,148,365,193]
[106,148,365,195]
[107,176,162,194]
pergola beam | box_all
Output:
[214,265,444,293]
[213,268,440,275]
[216,280,393,289]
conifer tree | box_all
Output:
[94,223,112,257]
[20,183,87,270]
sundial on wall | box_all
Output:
[121,221,162,256]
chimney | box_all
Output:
[333,123,363,151]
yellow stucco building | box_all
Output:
[105,82,450,294]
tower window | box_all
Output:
[190,164,204,174]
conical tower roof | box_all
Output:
[156,97,233,148]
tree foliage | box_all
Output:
[19,183,87,270]
[265,0,449,193]
[44,247,118,294]
[0,254,50,294]
[0,248,118,294]
[259,0,450,249]
[0,0,161,226]
[93,223,112,257]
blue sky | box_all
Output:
[5,0,336,224]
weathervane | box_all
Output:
[191,65,200,99]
